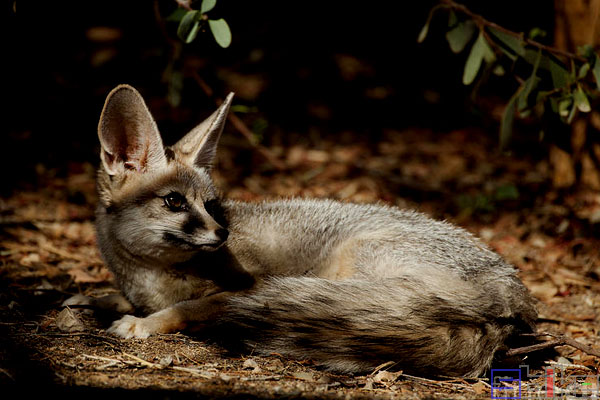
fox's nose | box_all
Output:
[216,228,229,241]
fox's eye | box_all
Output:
[164,192,186,211]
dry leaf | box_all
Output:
[67,266,112,283]
[372,370,401,383]
[529,281,558,301]
[19,253,40,267]
[291,371,314,381]
[55,307,84,332]
[243,358,260,372]
[472,381,488,394]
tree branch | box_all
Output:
[440,0,586,62]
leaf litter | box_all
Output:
[1,127,599,398]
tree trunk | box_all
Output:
[551,0,600,189]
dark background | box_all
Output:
[5,0,555,194]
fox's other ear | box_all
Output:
[98,85,167,175]
[173,93,234,169]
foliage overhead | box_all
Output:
[419,0,600,149]
[171,0,232,48]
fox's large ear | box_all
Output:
[98,85,167,175]
[173,93,234,169]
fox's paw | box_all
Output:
[107,315,156,339]
[107,308,183,339]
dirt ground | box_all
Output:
[1,127,599,399]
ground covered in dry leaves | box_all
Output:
[1,128,599,399]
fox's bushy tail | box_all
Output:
[213,274,536,377]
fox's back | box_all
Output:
[225,198,513,280]
[223,198,536,330]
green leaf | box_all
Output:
[417,22,429,43]
[417,4,445,43]
[446,21,476,54]
[574,85,591,112]
[517,76,541,113]
[500,88,521,150]
[593,54,600,90]
[578,44,595,59]
[523,50,555,71]
[567,100,577,123]
[558,97,572,117]
[518,50,542,112]
[201,0,217,14]
[528,27,547,40]
[166,8,188,22]
[463,33,493,85]
[177,10,201,43]
[557,93,578,124]
[208,19,232,48]
[481,37,495,63]
[529,49,543,75]
[487,26,525,57]
[549,58,569,89]
[578,62,590,79]
[493,64,505,76]
[463,43,483,85]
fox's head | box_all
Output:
[96,84,233,261]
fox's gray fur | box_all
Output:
[91,84,537,377]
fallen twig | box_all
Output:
[121,352,215,377]
[83,351,215,377]
[82,353,122,364]
[23,331,121,346]
[508,331,600,358]
[369,361,396,376]
[399,373,483,393]
[507,339,564,356]
[121,352,157,368]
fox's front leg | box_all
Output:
[107,292,232,339]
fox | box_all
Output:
[76,84,537,377]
